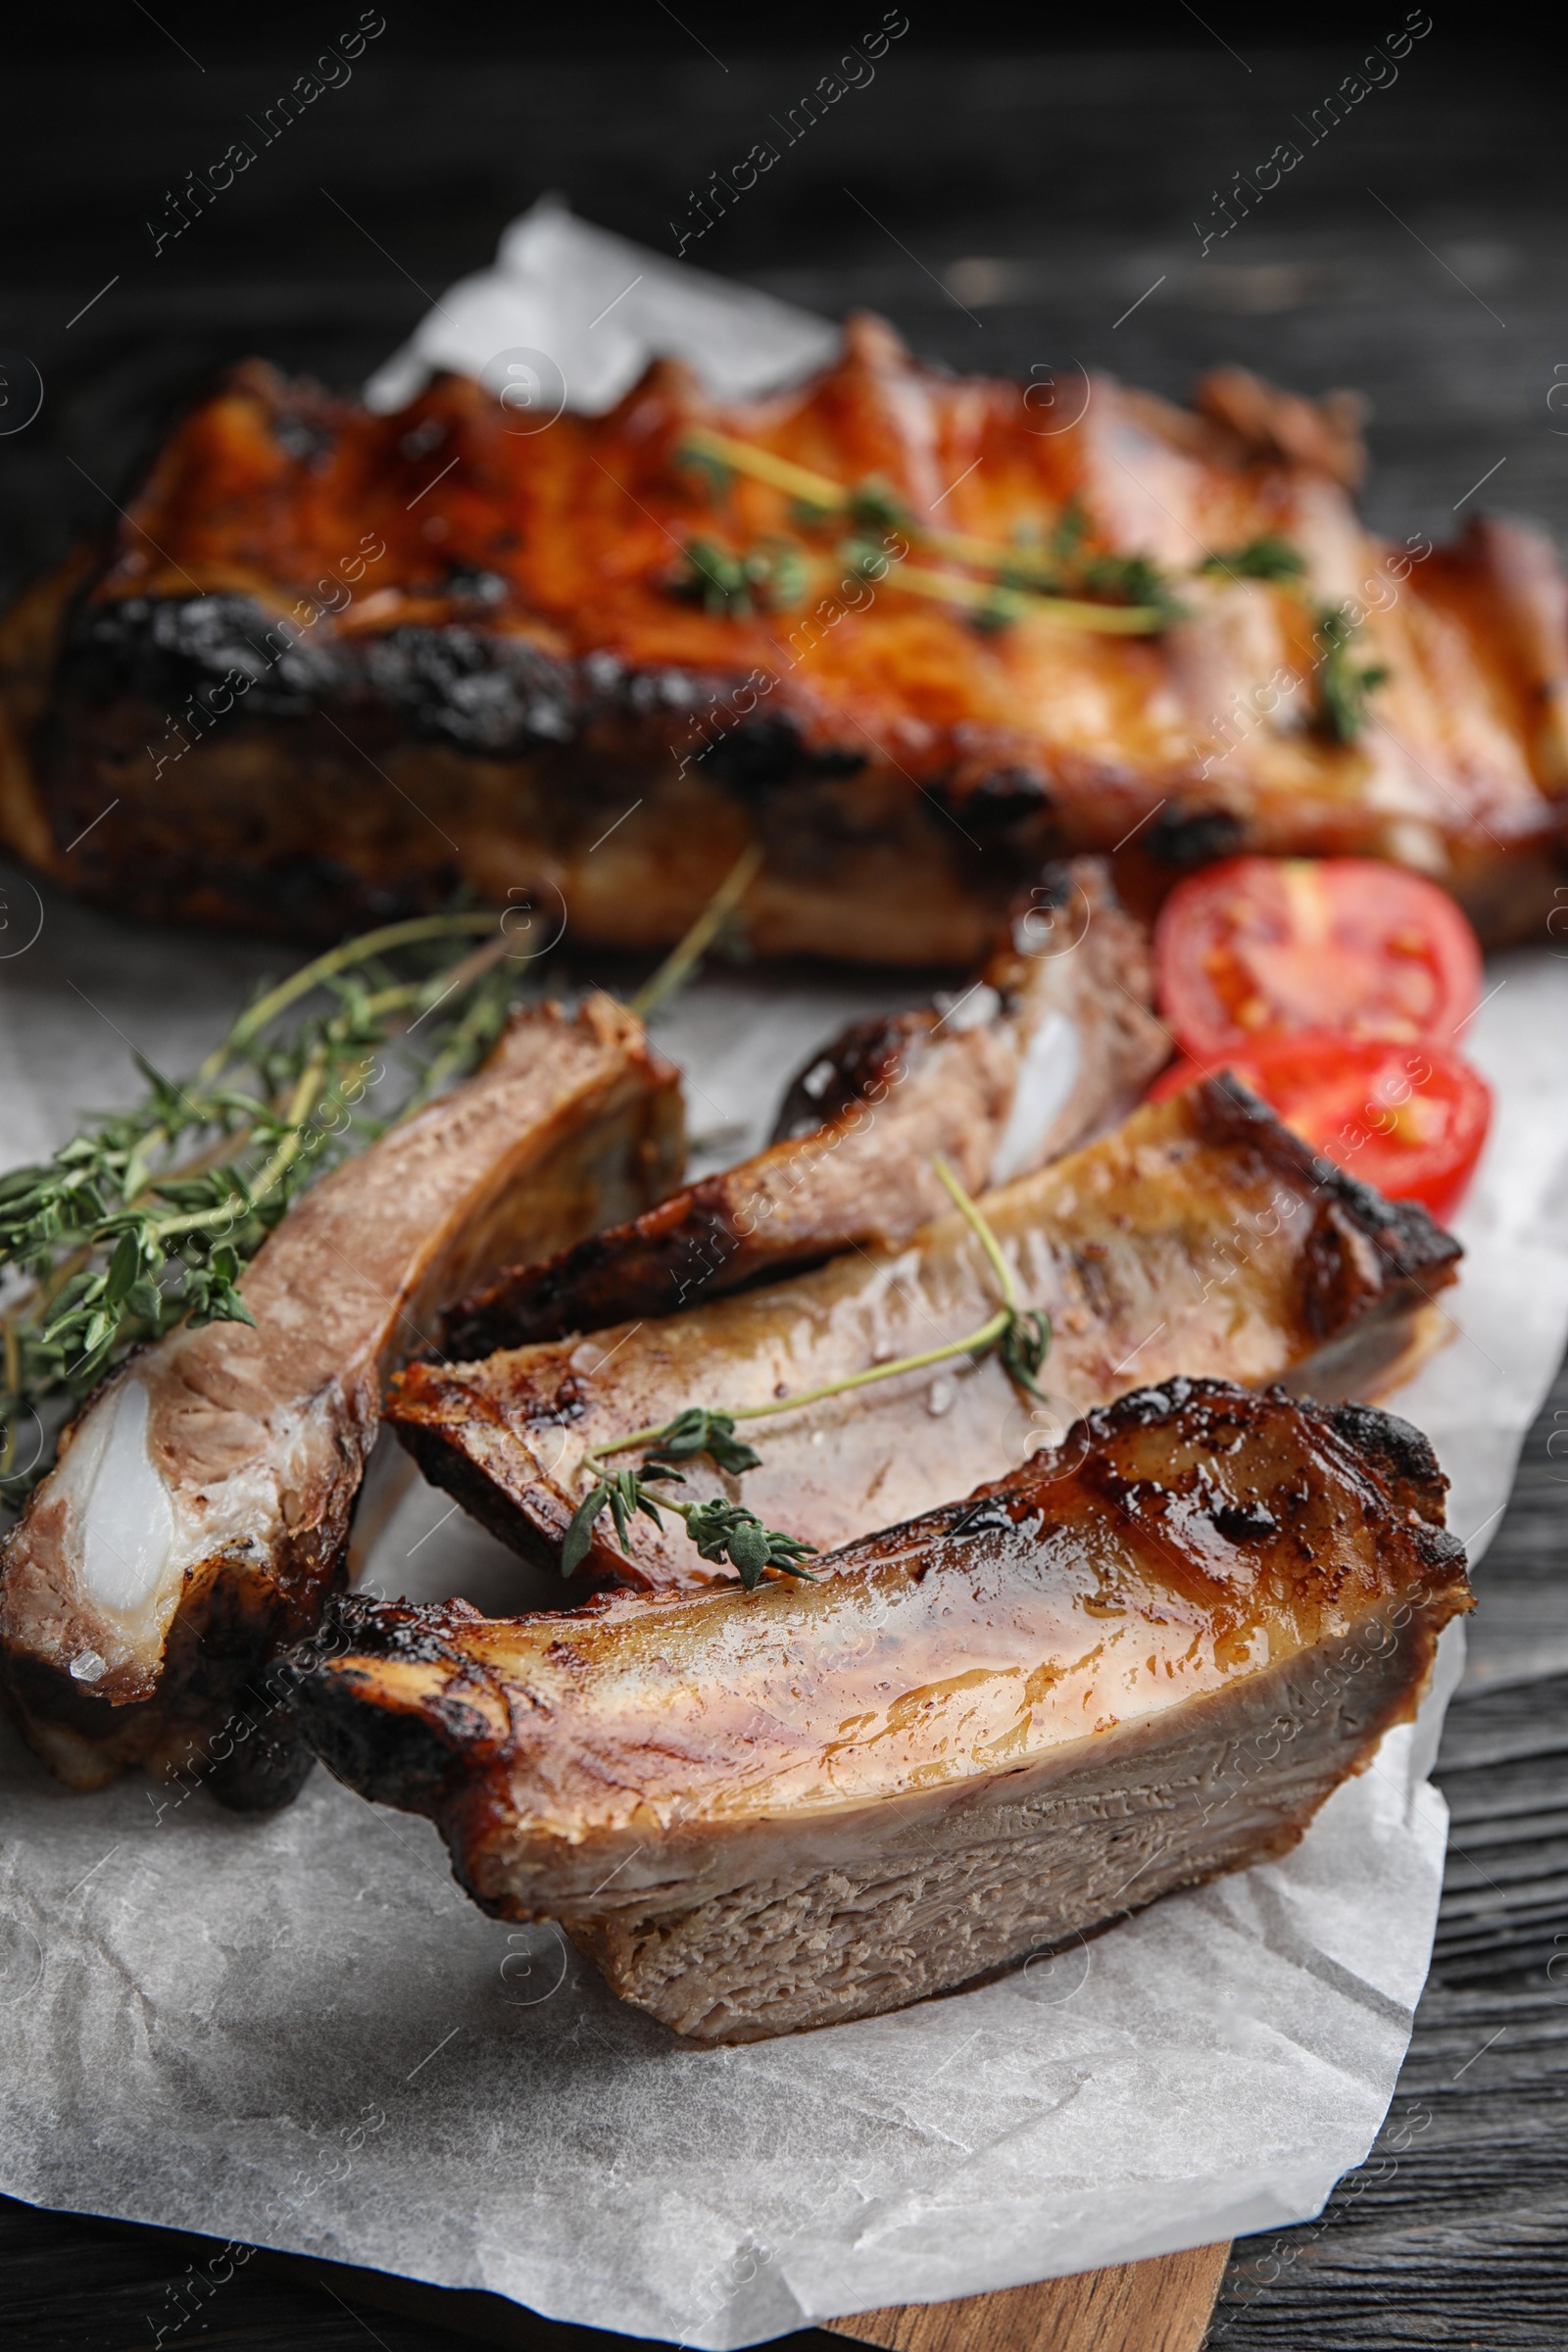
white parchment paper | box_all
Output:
[365,195,839,416]
[0,905,1562,2345]
[1,217,1566,2341]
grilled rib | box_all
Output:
[2,321,1561,956]
[0,998,681,1807]
[288,1377,1473,2041]
[445,857,1167,1354]
[387,1077,1461,1592]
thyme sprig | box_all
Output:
[673,431,1177,635]
[561,1456,818,1589]
[561,1160,1052,1590]
[0,911,527,1487]
[1198,535,1307,582]
[670,436,1397,742]
[670,536,808,617]
[1314,605,1391,744]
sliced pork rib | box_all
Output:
[388,1077,1460,1592]
[7,325,1564,957]
[288,1378,1473,2042]
[0,998,681,1806]
[445,858,1167,1355]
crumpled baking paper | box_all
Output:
[2,216,1567,2343]
[0,926,1561,2346]
[365,193,839,416]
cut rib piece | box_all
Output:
[288,1378,1473,2042]
[445,858,1167,1355]
[0,998,682,1806]
[387,1077,1461,1592]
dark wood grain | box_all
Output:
[1,26,1562,2351]
[1209,1343,1568,2350]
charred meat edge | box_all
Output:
[445,857,1168,1354]
[0,999,682,1807]
[387,1075,1461,1593]
[286,1377,1473,2042]
[4,333,1564,961]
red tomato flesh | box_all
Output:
[1154,857,1484,1059]
[1151,1032,1493,1224]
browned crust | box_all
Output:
[293,1377,1472,1827]
[0,1004,685,1807]
[386,1078,1461,1593]
[444,859,1166,1354]
[1191,368,1369,490]
[285,1379,1473,2037]
[440,996,937,1355]
[1190,1071,1464,1289]
[4,337,1564,956]
[563,1593,1437,2041]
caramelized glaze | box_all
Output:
[3,324,1562,954]
[290,1380,1472,2037]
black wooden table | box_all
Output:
[2,18,1564,2348]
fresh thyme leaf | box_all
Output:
[672,538,754,616]
[999,508,1185,623]
[1080,552,1189,625]
[643,1405,763,1478]
[745,539,809,612]
[672,537,809,616]
[674,441,736,500]
[1315,606,1389,743]
[565,1164,1051,1595]
[1,912,530,1493]
[846,478,909,534]
[1049,499,1089,564]
[1197,536,1306,582]
[970,587,1027,635]
[838,535,896,584]
[680,1497,818,1590]
[560,1465,812,1592]
[562,1466,671,1577]
[182,1250,257,1334]
[1000,1307,1053,1399]
[562,1482,611,1576]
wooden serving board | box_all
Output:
[242,2236,1232,2352]
[825,2243,1230,2352]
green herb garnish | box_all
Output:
[671,539,755,616]
[671,537,808,616]
[0,913,527,1489]
[838,535,897,583]
[1049,498,1089,565]
[1079,552,1189,627]
[1314,606,1391,743]
[675,442,736,501]
[640,1404,765,1476]
[750,538,809,610]
[1000,1308,1053,1398]
[667,437,1177,632]
[846,478,910,534]
[1198,536,1307,582]
[560,1468,816,1588]
[561,1160,1052,1590]
[969,587,1029,635]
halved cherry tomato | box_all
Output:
[1154,857,1483,1058]
[1151,1032,1493,1222]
